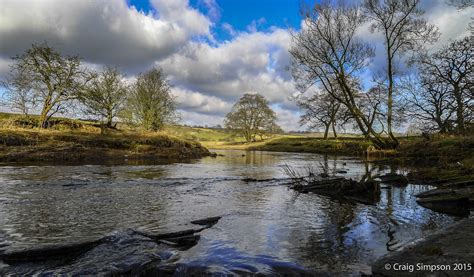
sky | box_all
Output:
[0,0,471,131]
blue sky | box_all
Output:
[130,0,303,40]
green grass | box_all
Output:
[249,136,372,155]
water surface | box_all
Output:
[0,150,458,275]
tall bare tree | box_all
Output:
[4,43,86,128]
[290,2,397,149]
[79,66,128,128]
[364,0,439,146]
[124,68,177,131]
[224,94,278,142]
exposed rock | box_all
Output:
[0,216,222,275]
[190,216,222,226]
[372,218,474,276]
[415,180,474,216]
[292,177,381,205]
[374,173,408,186]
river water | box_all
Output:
[0,150,459,275]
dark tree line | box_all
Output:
[2,43,177,131]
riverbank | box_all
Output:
[0,128,210,164]
[230,135,473,182]
[372,217,474,276]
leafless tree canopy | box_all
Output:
[404,36,473,133]
[3,43,86,128]
[79,66,128,127]
[290,2,400,149]
[297,91,352,139]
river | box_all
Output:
[0,150,459,275]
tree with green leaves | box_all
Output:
[79,66,128,128]
[124,68,177,131]
[224,94,279,142]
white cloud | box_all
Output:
[173,87,232,115]
[0,0,211,71]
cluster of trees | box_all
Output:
[224,94,282,142]
[2,43,177,131]
[291,0,472,149]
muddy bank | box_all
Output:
[0,130,210,164]
[372,218,474,276]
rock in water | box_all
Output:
[374,173,408,186]
[0,216,222,275]
[415,180,474,216]
[292,177,381,205]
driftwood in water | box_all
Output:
[374,173,408,186]
[415,180,474,216]
[292,177,381,205]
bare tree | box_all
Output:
[402,75,455,133]
[364,0,439,145]
[4,43,86,128]
[298,93,350,139]
[79,66,128,128]
[290,2,397,149]
[416,37,473,134]
[224,94,279,142]
[123,68,177,131]
[1,73,37,116]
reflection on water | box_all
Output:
[0,150,459,275]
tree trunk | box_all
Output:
[106,113,113,128]
[453,86,465,134]
[39,108,49,129]
[323,123,330,139]
[332,121,337,139]
[386,52,399,148]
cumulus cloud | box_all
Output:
[173,87,232,115]
[159,29,297,104]
[0,0,211,71]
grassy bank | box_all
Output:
[0,114,209,164]
[248,136,372,155]
[250,134,474,182]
